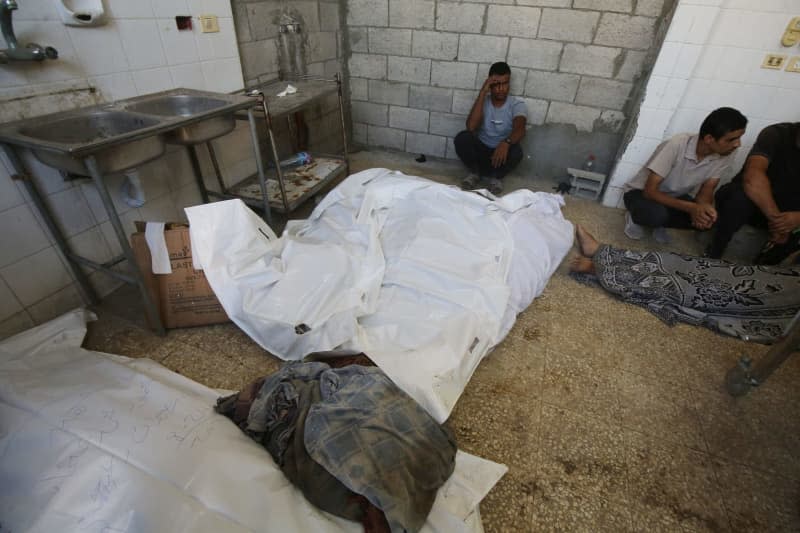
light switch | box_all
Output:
[199,15,219,33]
[786,56,800,73]
[761,54,787,69]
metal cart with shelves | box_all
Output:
[206,75,349,218]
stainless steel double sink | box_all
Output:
[0,88,257,175]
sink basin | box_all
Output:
[0,89,256,176]
[125,94,235,145]
[19,110,165,175]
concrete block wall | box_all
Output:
[347,0,674,178]
[232,0,346,85]
[232,1,347,166]
[602,0,800,208]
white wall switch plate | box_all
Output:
[199,15,219,33]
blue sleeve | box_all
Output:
[512,98,528,120]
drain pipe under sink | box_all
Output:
[121,169,146,208]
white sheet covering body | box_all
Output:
[0,309,507,532]
[187,169,573,422]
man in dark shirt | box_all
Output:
[707,122,800,263]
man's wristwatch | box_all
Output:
[504,137,513,145]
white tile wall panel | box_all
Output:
[13,0,60,20]
[0,312,35,340]
[66,23,130,76]
[43,187,96,238]
[66,226,114,268]
[159,21,200,65]
[659,77,688,111]
[0,162,24,212]
[118,19,167,70]
[27,284,83,323]
[132,67,174,95]
[151,0,190,19]
[0,247,73,306]
[136,192,179,223]
[608,160,641,188]
[169,63,206,90]
[651,41,681,77]
[195,18,239,60]
[201,58,244,93]
[0,278,24,323]
[188,0,234,19]
[89,72,139,102]
[672,44,703,79]
[0,204,51,268]
[106,0,154,19]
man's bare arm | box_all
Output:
[695,177,719,206]
[508,115,526,144]
[742,155,780,218]
[642,172,716,228]
[466,77,494,132]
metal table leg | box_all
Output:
[187,145,210,204]
[83,156,165,336]
[205,141,227,194]
[335,73,350,176]
[2,144,98,306]
[726,311,800,396]
[246,108,272,225]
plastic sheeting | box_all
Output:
[0,309,507,532]
[187,169,573,422]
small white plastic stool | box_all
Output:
[566,167,607,200]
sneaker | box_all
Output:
[653,227,672,244]
[461,173,479,190]
[487,178,503,195]
[624,212,645,240]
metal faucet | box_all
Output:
[0,0,58,63]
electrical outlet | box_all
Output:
[786,56,800,73]
[761,54,787,69]
[199,15,219,33]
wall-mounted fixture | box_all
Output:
[761,54,787,69]
[56,0,106,27]
[782,16,800,47]
[0,0,58,63]
[199,15,219,33]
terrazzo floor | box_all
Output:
[83,149,800,532]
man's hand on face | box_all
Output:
[481,75,500,94]
[491,142,509,168]
[768,211,800,235]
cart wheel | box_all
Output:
[725,356,756,397]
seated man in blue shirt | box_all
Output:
[454,61,528,195]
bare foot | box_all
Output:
[575,224,600,258]
[569,255,595,274]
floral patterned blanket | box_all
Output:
[572,245,800,343]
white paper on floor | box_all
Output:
[187,169,574,423]
[0,309,507,533]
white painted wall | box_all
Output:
[603,0,800,208]
[0,0,251,338]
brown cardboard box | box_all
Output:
[130,222,229,329]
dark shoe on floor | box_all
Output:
[753,235,800,265]
[488,178,503,195]
[461,173,479,190]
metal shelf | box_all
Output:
[228,74,349,216]
[226,155,347,213]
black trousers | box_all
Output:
[707,181,769,258]
[623,189,695,229]
[709,181,800,263]
[454,130,523,179]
